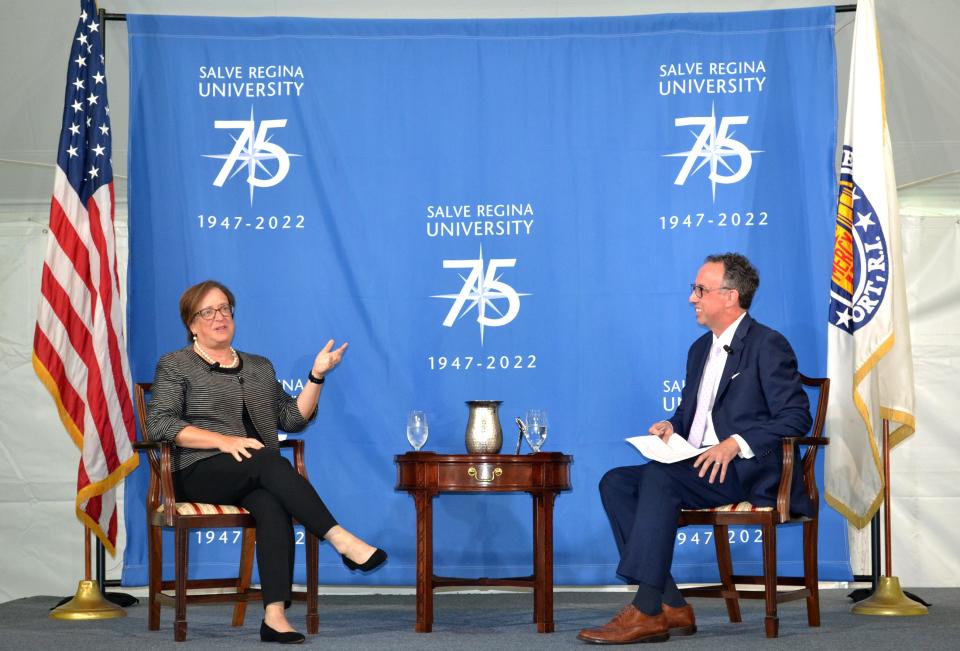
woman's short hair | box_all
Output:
[178,280,236,342]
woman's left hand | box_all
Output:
[311,339,349,379]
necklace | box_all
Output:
[193,340,239,369]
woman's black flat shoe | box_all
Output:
[341,548,387,572]
[260,620,305,644]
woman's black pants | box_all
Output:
[174,448,338,607]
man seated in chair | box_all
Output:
[578,252,814,644]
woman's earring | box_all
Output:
[192,333,197,341]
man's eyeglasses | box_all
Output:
[193,304,234,321]
[689,284,734,299]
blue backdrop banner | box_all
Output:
[123,8,849,587]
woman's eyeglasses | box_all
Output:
[193,304,234,321]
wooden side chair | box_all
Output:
[132,382,319,641]
[678,374,830,638]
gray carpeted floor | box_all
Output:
[0,588,954,650]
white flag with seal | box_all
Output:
[824,0,916,529]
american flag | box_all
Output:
[32,0,137,555]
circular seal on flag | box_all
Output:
[828,146,889,334]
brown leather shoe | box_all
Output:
[577,604,669,644]
[662,603,697,636]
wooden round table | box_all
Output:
[395,451,572,633]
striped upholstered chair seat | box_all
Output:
[691,502,774,513]
[157,502,250,516]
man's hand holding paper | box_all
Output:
[626,432,716,465]
[647,420,674,442]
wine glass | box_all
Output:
[524,409,548,453]
[406,411,429,451]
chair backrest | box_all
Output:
[134,382,161,478]
[798,374,830,504]
[134,382,152,434]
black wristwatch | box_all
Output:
[307,372,325,385]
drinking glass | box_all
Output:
[406,410,429,451]
[524,409,548,453]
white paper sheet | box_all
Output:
[626,434,714,464]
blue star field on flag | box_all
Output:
[58,0,112,204]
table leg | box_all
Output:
[414,491,434,633]
[532,494,542,624]
[536,492,557,633]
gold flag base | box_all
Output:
[851,576,928,616]
[49,580,127,620]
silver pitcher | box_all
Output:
[464,400,503,454]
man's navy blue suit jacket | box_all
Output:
[667,314,815,518]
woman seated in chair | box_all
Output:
[147,279,386,644]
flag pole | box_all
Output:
[49,527,126,620]
[96,535,140,608]
[84,525,91,581]
[883,419,893,577]
[851,419,927,616]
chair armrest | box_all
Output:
[279,438,309,480]
[775,436,830,523]
[133,439,177,526]
[787,436,829,447]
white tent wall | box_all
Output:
[0,218,130,603]
[888,178,960,588]
[1,0,957,603]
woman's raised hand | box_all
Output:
[311,339,349,379]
